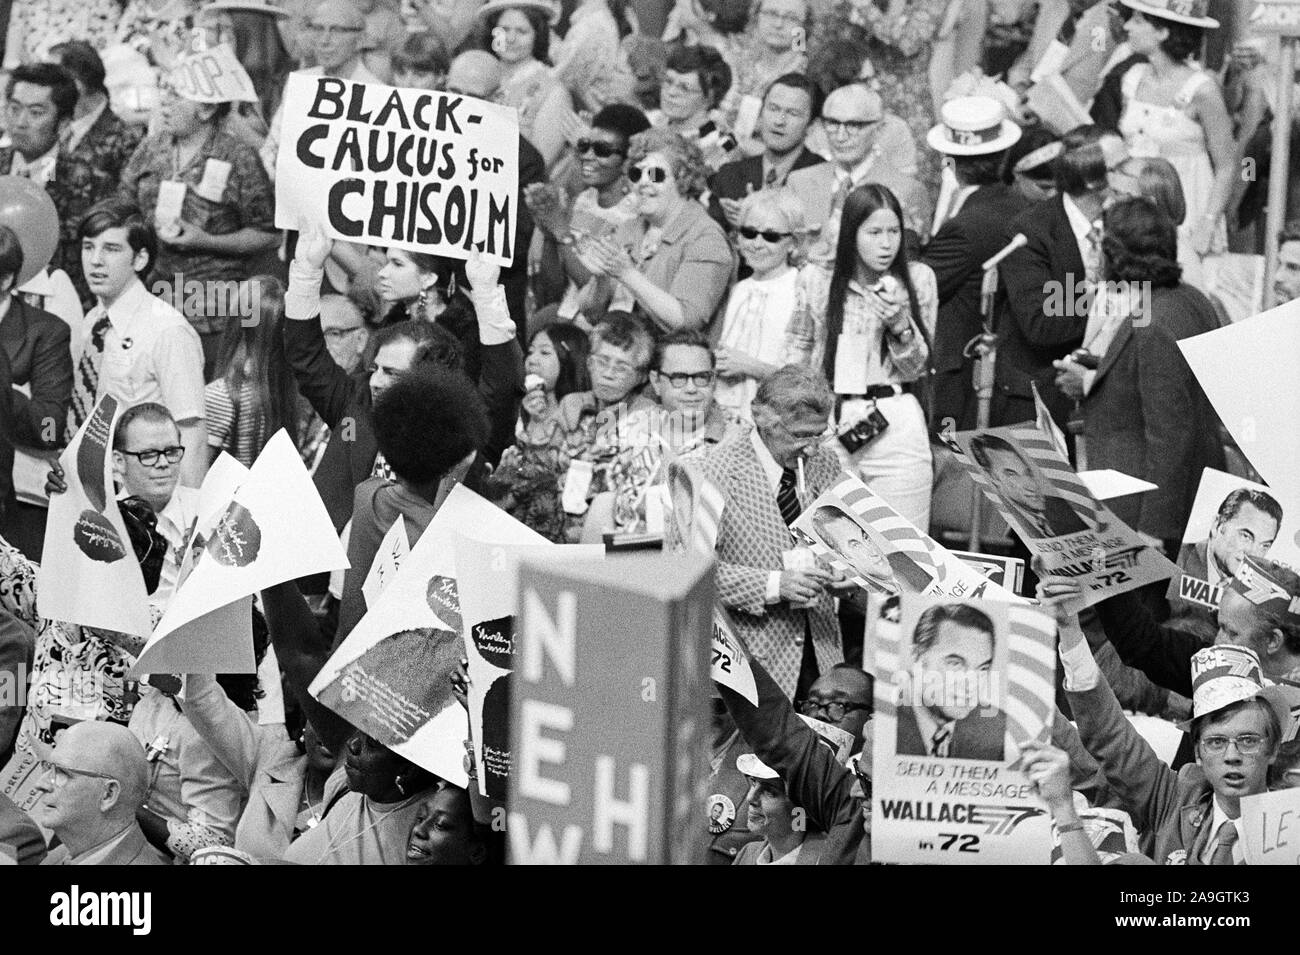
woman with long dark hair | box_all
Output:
[206,276,301,467]
[786,183,937,529]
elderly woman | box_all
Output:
[576,128,734,333]
[478,0,573,169]
[118,74,278,374]
[650,44,734,150]
[714,188,808,418]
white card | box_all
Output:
[195,158,232,203]
[562,460,594,515]
[361,516,410,609]
[733,95,763,145]
[154,180,187,231]
[833,332,870,395]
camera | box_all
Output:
[837,407,889,454]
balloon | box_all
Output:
[0,175,59,287]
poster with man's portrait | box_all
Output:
[952,424,1179,607]
[870,595,1057,865]
[1166,469,1299,624]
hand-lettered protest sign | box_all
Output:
[793,471,1019,603]
[871,595,1057,864]
[132,430,348,675]
[274,73,519,266]
[951,424,1179,606]
[453,533,603,801]
[362,515,409,610]
[1241,789,1300,865]
[1166,469,1299,625]
[171,43,258,103]
[312,486,538,787]
[508,552,713,864]
[38,395,152,637]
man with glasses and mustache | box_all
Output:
[33,720,169,865]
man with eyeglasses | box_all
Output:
[707,73,824,231]
[647,329,733,450]
[786,83,927,257]
[797,663,874,755]
[33,720,169,865]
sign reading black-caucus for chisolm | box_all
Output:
[274,73,520,267]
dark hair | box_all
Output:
[764,71,821,120]
[653,328,714,369]
[912,603,996,655]
[1280,220,1300,247]
[78,200,157,278]
[590,312,655,369]
[0,225,23,286]
[697,0,751,34]
[1191,696,1281,751]
[50,40,107,96]
[954,152,1006,187]
[531,323,591,400]
[664,44,732,109]
[1101,196,1181,287]
[1159,20,1204,62]
[968,432,1028,471]
[7,62,79,123]
[485,6,551,64]
[1055,124,1110,196]
[592,103,651,146]
[1004,126,1060,185]
[112,402,177,451]
[217,607,269,712]
[372,367,490,485]
[823,184,926,384]
[212,277,301,457]
[393,30,449,78]
[1216,487,1284,529]
[807,35,870,99]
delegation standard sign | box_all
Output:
[274,73,520,267]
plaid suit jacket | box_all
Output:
[697,425,843,698]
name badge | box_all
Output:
[195,158,233,203]
[561,460,594,515]
[155,180,187,235]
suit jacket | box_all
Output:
[696,426,843,698]
[733,829,830,865]
[1008,494,1089,540]
[0,792,44,865]
[706,147,823,228]
[922,184,1032,429]
[786,158,932,241]
[1081,284,1225,540]
[895,706,1007,762]
[1176,540,1210,582]
[42,824,171,865]
[1095,589,1207,699]
[993,194,1089,429]
[0,295,73,449]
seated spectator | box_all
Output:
[649,44,735,162]
[575,127,734,333]
[34,721,170,865]
[726,0,811,133]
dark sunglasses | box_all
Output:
[628,165,670,184]
[739,226,792,243]
[576,138,626,159]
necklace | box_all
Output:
[315,793,417,864]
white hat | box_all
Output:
[474,0,560,24]
[1119,0,1218,29]
[1177,645,1291,732]
[735,752,779,780]
[201,0,289,18]
[926,96,1021,156]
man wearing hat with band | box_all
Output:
[920,96,1025,432]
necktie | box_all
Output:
[1208,822,1238,866]
[68,310,112,438]
[832,174,854,215]
[1085,221,1104,287]
[777,467,801,527]
[930,723,953,758]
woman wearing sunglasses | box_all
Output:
[713,188,808,419]
[575,126,734,333]
[786,183,937,531]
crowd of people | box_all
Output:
[0,0,1297,867]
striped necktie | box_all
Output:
[777,467,800,527]
[68,310,112,438]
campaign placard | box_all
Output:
[1241,789,1300,865]
[274,72,519,266]
[871,595,1057,864]
[951,424,1179,606]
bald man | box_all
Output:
[787,83,929,253]
[446,51,544,347]
[34,722,170,865]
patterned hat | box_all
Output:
[1180,645,1291,734]
[1227,556,1300,626]
[1120,0,1218,29]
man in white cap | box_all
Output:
[1043,576,1291,864]
[920,95,1024,432]
[732,752,825,864]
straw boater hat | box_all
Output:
[202,0,288,17]
[1119,0,1218,30]
[926,96,1021,157]
[474,0,560,24]
[1178,643,1292,734]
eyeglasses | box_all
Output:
[591,353,643,377]
[797,699,872,722]
[657,370,716,388]
[323,325,363,340]
[823,118,877,135]
[628,165,670,184]
[306,23,364,36]
[120,446,186,467]
[40,759,117,788]
[1199,733,1267,756]
[776,419,834,443]
[739,226,793,243]
[576,138,626,159]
